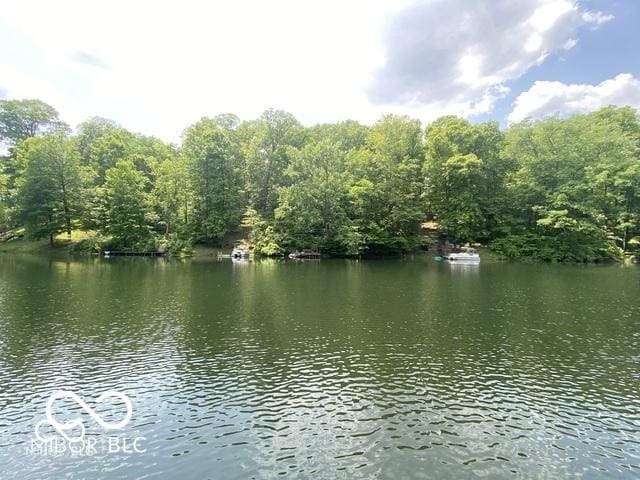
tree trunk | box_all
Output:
[48,213,54,247]
[60,180,72,238]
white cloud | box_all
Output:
[527,0,575,32]
[0,0,619,140]
[0,0,402,142]
[368,0,614,119]
[525,33,544,53]
[581,10,615,26]
[508,73,640,123]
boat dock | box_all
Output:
[288,250,321,259]
[103,251,166,257]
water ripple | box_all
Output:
[0,257,638,479]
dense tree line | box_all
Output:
[1,98,639,261]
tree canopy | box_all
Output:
[1,98,639,261]
[0,99,67,145]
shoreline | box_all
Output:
[1,238,636,265]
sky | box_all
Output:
[0,0,638,143]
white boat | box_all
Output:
[231,242,250,258]
[231,247,250,258]
[445,250,480,262]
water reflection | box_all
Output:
[447,261,481,276]
[231,257,251,266]
[0,256,638,479]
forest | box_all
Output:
[1,98,639,262]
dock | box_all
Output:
[288,250,321,259]
[103,251,166,257]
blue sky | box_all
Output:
[1,0,638,142]
[482,0,640,124]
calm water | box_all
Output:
[0,255,638,479]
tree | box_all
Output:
[497,108,640,261]
[0,99,67,146]
[85,127,136,183]
[433,153,486,241]
[15,134,83,245]
[241,207,282,256]
[346,115,425,253]
[182,117,244,243]
[585,107,640,253]
[275,141,359,254]
[308,120,369,153]
[239,109,305,217]
[0,170,8,231]
[75,116,119,165]
[104,159,152,250]
[1,99,69,219]
[424,116,508,242]
[151,154,192,238]
[2,96,637,262]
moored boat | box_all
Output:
[445,249,480,262]
[231,242,250,258]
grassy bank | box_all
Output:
[0,231,220,258]
[0,230,97,255]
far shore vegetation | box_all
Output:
[1,98,639,262]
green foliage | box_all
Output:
[2,96,638,261]
[308,120,369,152]
[491,233,620,263]
[239,109,305,217]
[1,99,69,222]
[15,134,83,243]
[0,99,67,145]
[346,115,425,254]
[424,117,508,241]
[75,117,118,164]
[70,232,109,254]
[500,107,640,261]
[150,154,191,238]
[155,233,193,256]
[275,141,360,254]
[242,207,283,256]
[103,159,153,250]
[85,127,136,183]
[0,170,8,231]
[182,117,244,243]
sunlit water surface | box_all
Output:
[0,255,638,479]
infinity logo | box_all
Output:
[35,390,133,443]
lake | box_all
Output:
[0,255,638,479]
